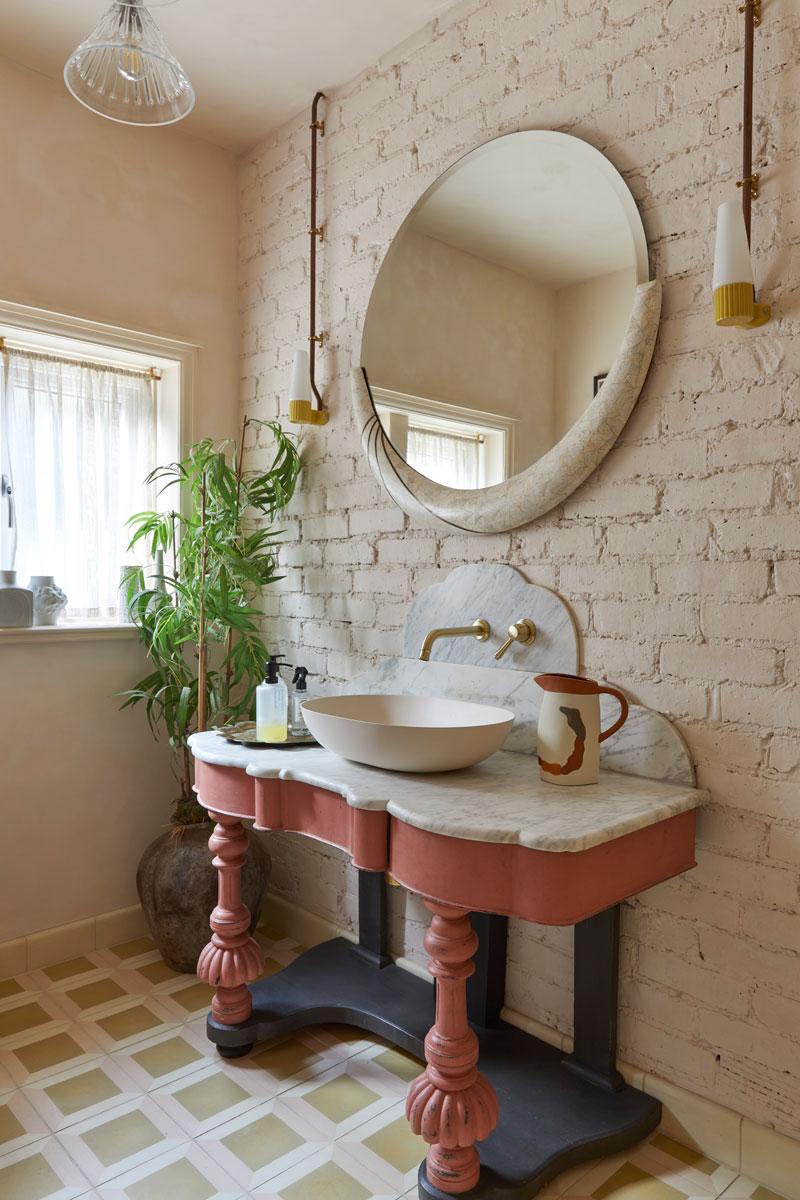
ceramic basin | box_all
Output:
[300,694,515,773]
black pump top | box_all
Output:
[293,666,309,690]
[264,653,289,684]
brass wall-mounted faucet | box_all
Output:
[494,619,536,660]
[418,619,490,661]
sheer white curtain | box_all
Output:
[5,350,156,617]
[407,425,481,489]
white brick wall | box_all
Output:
[238,0,800,1138]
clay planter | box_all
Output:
[137,824,270,974]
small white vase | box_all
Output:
[28,575,68,626]
[0,570,34,628]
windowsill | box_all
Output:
[0,620,140,644]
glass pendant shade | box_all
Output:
[64,0,195,126]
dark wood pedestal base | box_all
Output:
[206,936,659,1200]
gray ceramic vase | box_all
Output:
[136,824,270,974]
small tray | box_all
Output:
[216,722,317,749]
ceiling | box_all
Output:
[0,0,456,152]
[411,132,647,290]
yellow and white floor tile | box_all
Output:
[0,930,792,1200]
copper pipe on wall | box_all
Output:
[309,91,325,407]
[741,0,755,243]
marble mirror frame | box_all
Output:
[351,131,662,534]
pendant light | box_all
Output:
[64,0,195,127]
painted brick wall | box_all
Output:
[238,0,800,1138]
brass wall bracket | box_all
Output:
[310,119,325,135]
[309,226,324,242]
[309,333,324,346]
[736,172,760,199]
[738,0,761,26]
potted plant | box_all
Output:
[122,416,301,972]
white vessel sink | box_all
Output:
[300,694,514,773]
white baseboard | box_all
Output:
[259,894,800,1200]
[0,904,149,977]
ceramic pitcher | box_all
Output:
[534,673,629,786]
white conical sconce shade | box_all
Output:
[713,199,770,328]
[289,350,313,404]
[288,349,328,426]
[64,0,195,127]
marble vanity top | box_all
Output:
[189,732,707,854]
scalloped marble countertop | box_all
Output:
[189,733,707,854]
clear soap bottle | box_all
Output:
[290,666,311,736]
[256,654,289,743]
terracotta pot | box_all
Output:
[137,823,270,973]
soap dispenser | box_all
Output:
[290,666,311,736]
[256,654,289,743]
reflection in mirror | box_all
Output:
[362,131,649,490]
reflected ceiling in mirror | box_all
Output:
[362,131,649,490]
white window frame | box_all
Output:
[371,385,516,487]
[0,299,197,643]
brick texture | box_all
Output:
[238,0,800,1139]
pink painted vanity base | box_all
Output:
[194,761,388,871]
[194,758,699,1196]
[389,810,696,926]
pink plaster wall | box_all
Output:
[0,56,240,941]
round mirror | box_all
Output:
[361,131,650,492]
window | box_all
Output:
[372,387,516,490]
[0,303,191,624]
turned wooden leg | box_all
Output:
[407,901,499,1194]
[197,811,264,1025]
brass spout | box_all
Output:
[419,619,490,662]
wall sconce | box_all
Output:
[289,92,329,426]
[713,0,771,328]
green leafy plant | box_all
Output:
[122,417,301,825]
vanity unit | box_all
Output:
[190,567,707,1200]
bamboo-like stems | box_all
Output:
[197,472,208,732]
[182,743,193,803]
[170,510,179,604]
[223,415,251,707]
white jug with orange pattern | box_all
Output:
[534,673,629,786]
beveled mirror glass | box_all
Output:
[352,131,661,533]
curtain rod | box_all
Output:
[0,336,161,380]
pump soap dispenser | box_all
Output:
[256,654,289,743]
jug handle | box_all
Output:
[597,686,629,742]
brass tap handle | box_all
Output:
[494,618,536,660]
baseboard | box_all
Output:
[260,894,800,1200]
[0,903,149,977]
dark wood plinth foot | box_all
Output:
[217,1042,254,1059]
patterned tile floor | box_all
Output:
[0,930,790,1200]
